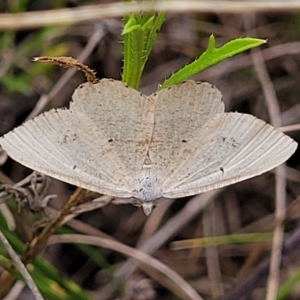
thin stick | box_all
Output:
[1,1,300,30]
[0,230,44,300]
[97,190,220,299]
[27,23,107,120]
[251,47,286,300]
[23,187,86,263]
[203,201,224,298]
[48,234,204,300]
[279,123,300,133]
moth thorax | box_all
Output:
[135,168,161,201]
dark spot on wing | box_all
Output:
[230,137,239,147]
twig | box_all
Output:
[203,200,224,298]
[1,1,300,30]
[279,123,300,133]
[48,234,204,300]
[218,224,300,300]
[0,230,43,300]
[96,190,221,299]
[26,22,107,120]
[252,47,286,300]
[3,281,25,300]
[23,188,86,262]
[0,187,87,298]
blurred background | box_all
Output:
[0,1,299,300]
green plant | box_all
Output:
[121,4,265,90]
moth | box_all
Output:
[0,60,297,215]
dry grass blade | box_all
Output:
[218,225,300,300]
[97,190,220,299]
[0,188,86,296]
[1,1,300,30]
[279,124,300,133]
[26,22,107,120]
[23,188,86,263]
[48,234,204,300]
[203,201,224,298]
[251,47,286,300]
[3,281,26,300]
[0,230,43,300]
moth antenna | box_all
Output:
[32,56,97,83]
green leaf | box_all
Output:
[172,232,273,249]
[122,10,165,89]
[160,35,266,89]
[142,16,154,30]
[142,12,165,70]
[0,212,90,300]
[0,75,30,93]
[277,268,300,300]
[122,17,139,35]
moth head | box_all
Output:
[141,201,155,216]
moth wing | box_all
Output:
[0,79,154,198]
[72,79,154,177]
[149,81,224,179]
[161,113,297,198]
